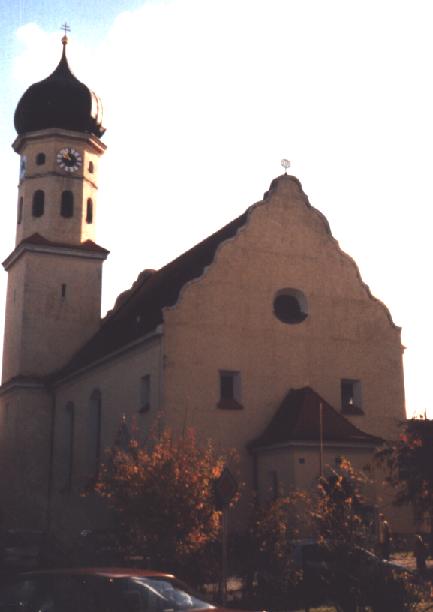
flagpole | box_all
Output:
[319,401,324,477]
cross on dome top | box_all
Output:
[61,22,70,46]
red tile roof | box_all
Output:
[249,387,381,449]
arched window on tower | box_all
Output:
[32,190,44,218]
[87,389,102,480]
[17,197,23,224]
[86,198,93,224]
[36,152,46,165]
[61,191,74,218]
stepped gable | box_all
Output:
[51,209,249,380]
[249,387,381,450]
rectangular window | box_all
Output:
[218,370,242,409]
[61,284,67,298]
[140,375,151,413]
[341,379,363,414]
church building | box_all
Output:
[0,37,407,540]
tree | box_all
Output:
[95,424,232,576]
[375,417,433,550]
[312,458,373,548]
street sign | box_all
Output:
[214,466,237,510]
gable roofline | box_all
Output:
[49,174,399,380]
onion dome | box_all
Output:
[14,36,105,138]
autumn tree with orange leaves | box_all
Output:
[95,425,230,574]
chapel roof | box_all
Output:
[14,37,105,138]
[249,387,381,450]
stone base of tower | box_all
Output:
[0,380,53,530]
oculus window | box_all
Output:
[273,288,308,324]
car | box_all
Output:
[0,529,45,572]
[288,540,419,611]
[0,567,234,612]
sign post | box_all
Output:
[213,467,238,606]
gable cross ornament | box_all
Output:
[281,159,290,173]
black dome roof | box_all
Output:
[14,42,105,138]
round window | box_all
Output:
[273,289,308,324]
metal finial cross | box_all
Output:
[61,23,71,36]
[281,159,290,173]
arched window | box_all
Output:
[17,197,23,224]
[87,389,102,479]
[32,190,44,217]
[86,198,93,224]
[36,152,46,165]
[61,191,74,218]
[64,402,75,491]
[88,160,94,173]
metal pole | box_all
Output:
[222,506,228,606]
[319,401,324,477]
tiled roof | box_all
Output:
[19,233,109,254]
[249,387,381,449]
[51,209,249,380]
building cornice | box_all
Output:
[12,128,106,155]
[0,376,47,396]
[249,439,380,454]
[3,240,109,271]
[20,171,98,190]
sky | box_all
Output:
[0,0,432,417]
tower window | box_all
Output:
[86,198,93,224]
[36,152,46,165]
[88,160,94,173]
[218,370,243,409]
[341,379,363,414]
[61,191,74,218]
[32,190,44,217]
[61,284,67,298]
[17,197,23,224]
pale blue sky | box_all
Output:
[1,0,433,417]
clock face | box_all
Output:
[19,155,27,180]
[56,147,82,173]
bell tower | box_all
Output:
[0,33,109,529]
[2,34,109,382]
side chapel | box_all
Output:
[0,36,407,539]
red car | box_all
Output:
[0,567,230,612]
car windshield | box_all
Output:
[0,573,215,612]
